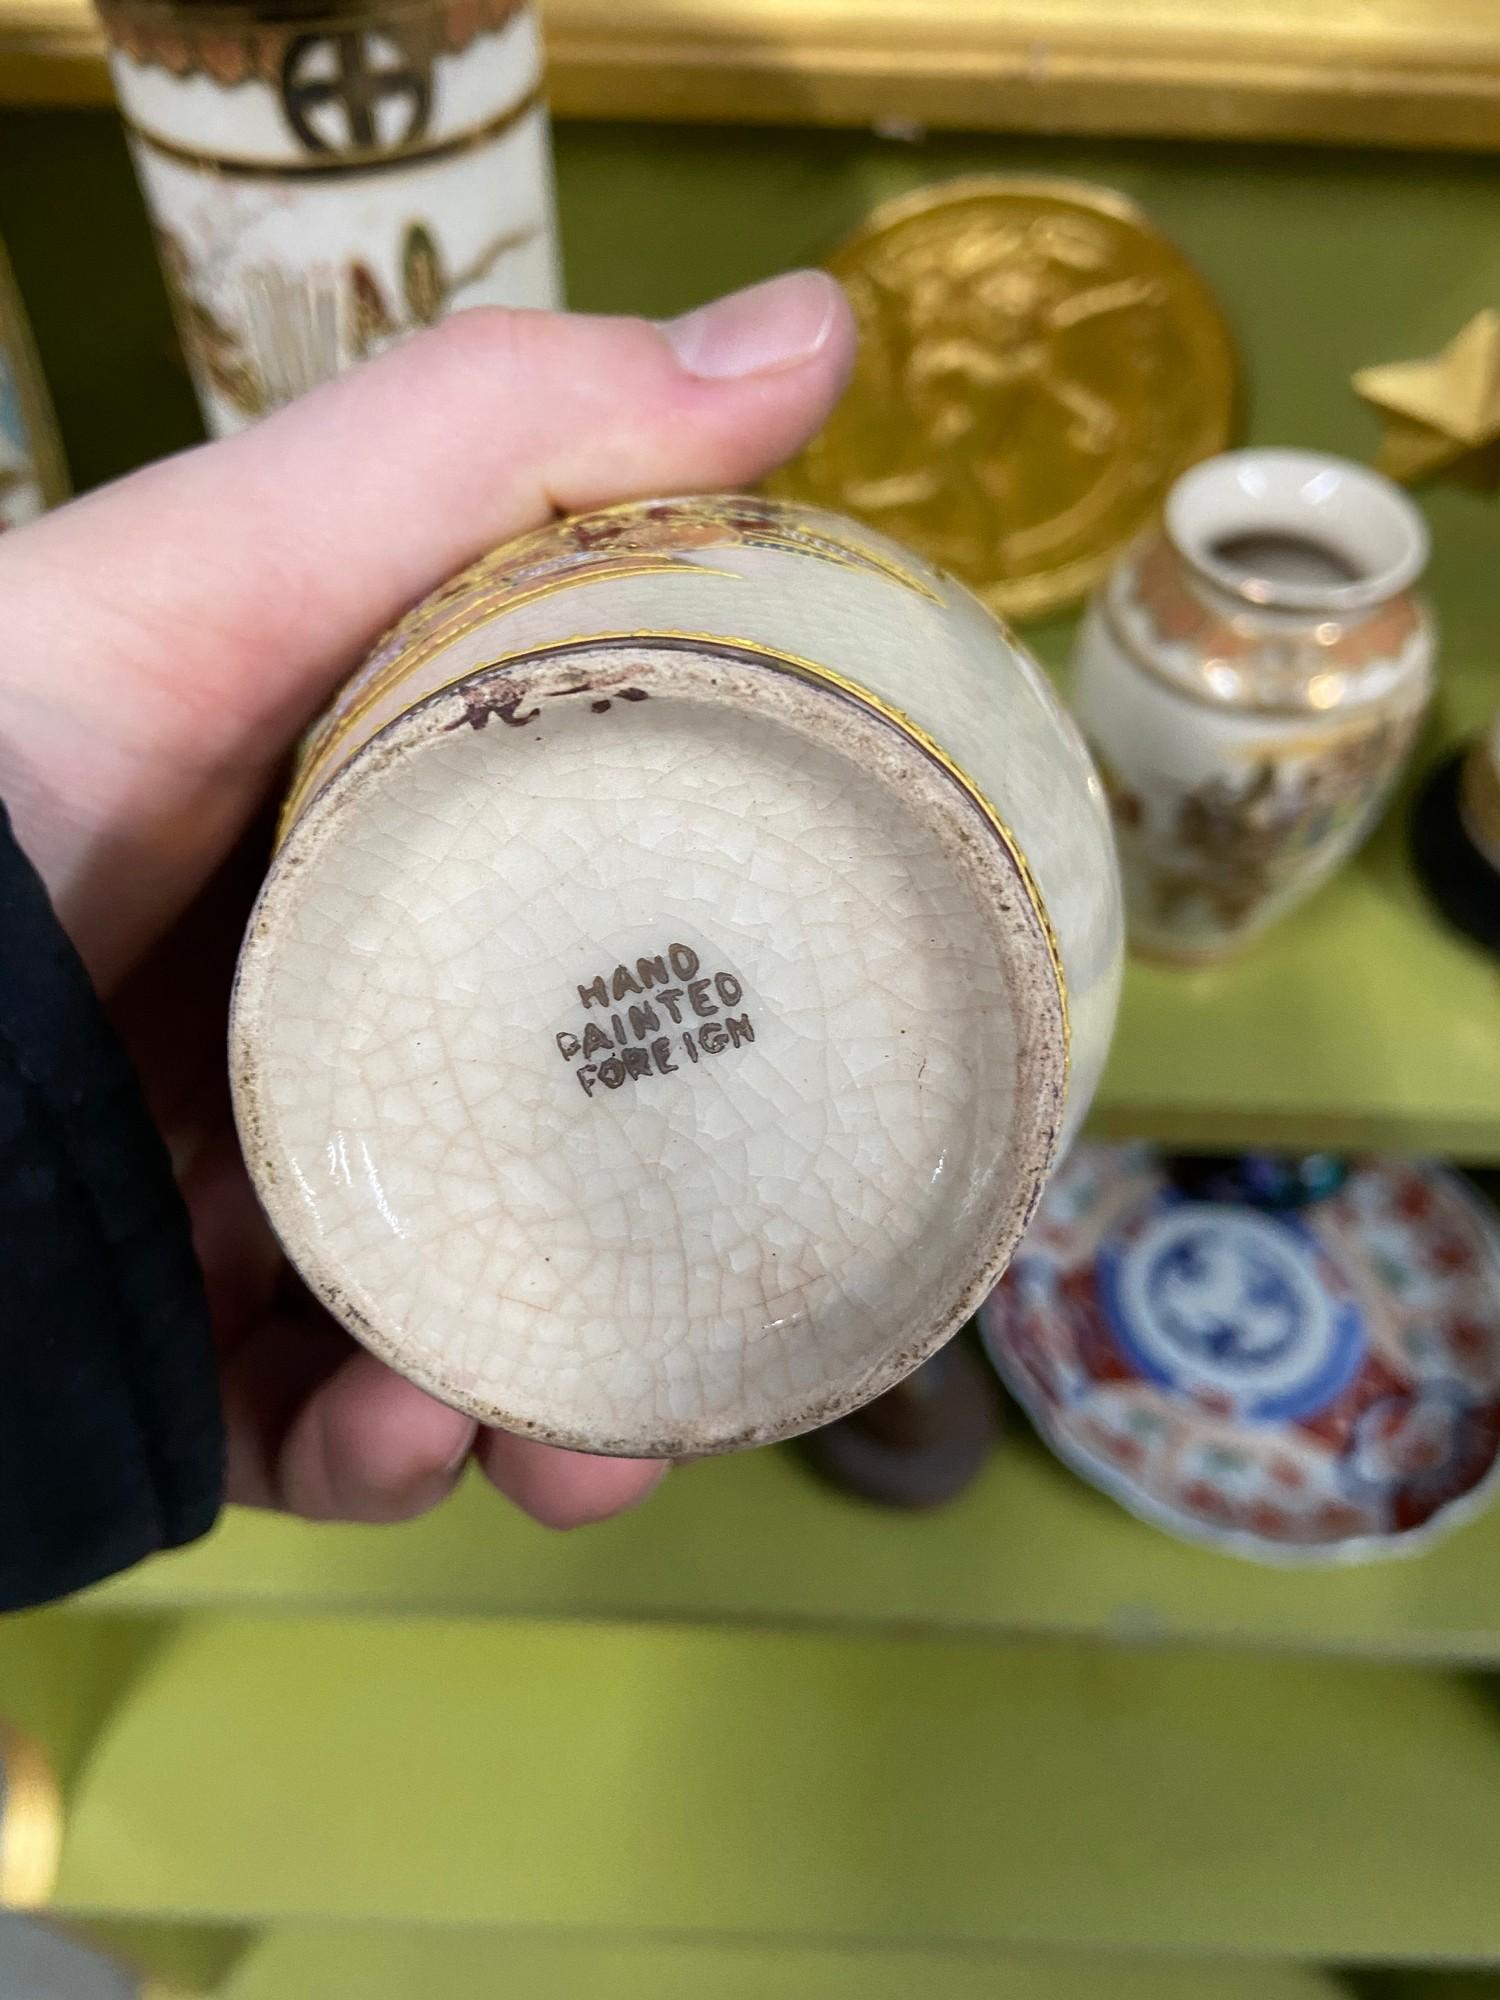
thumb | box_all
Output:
[0,270,854,980]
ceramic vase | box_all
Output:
[230,493,1123,1457]
[1072,449,1434,962]
[0,238,68,532]
[96,0,561,436]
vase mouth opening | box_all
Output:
[1165,449,1428,616]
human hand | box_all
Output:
[0,272,855,1528]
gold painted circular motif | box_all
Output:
[769,177,1238,620]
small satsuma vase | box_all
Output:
[97,0,561,436]
[1072,449,1434,963]
[230,493,1123,1456]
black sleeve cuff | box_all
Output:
[0,801,223,1610]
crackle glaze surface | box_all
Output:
[234,496,1122,1453]
[101,0,560,435]
[1073,452,1433,962]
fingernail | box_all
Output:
[442,1424,478,1475]
[660,270,843,381]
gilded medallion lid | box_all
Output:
[768,176,1237,621]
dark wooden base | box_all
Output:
[797,1338,1001,1510]
[1410,746,1500,958]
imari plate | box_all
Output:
[979,1144,1500,1563]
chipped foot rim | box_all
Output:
[231,497,1124,1456]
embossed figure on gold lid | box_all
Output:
[769,177,1237,620]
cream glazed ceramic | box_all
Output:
[98,0,560,436]
[1072,450,1434,962]
[230,494,1123,1456]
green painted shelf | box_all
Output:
[203,1925,1354,2000]
[82,1428,1500,1663]
[15,1614,1500,1959]
[59,1919,1500,1999]
[60,1917,1500,1999]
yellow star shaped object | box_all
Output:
[1354,309,1500,489]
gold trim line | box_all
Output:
[279,627,1072,1076]
[292,555,744,778]
[1098,588,1421,723]
[286,494,943,794]
[122,81,543,178]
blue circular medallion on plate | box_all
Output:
[1097,1195,1367,1423]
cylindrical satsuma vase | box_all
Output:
[230,494,1123,1456]
[96,0,561,436]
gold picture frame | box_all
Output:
[1,0,1498,150]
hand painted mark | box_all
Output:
[445,684,648,731]
[590,689,651,714]
[556,943,755,1095]
[446,690,539,731]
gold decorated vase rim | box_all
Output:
[1107,526,1431,719]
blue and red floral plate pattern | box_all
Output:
[978,1145,1500,1562]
